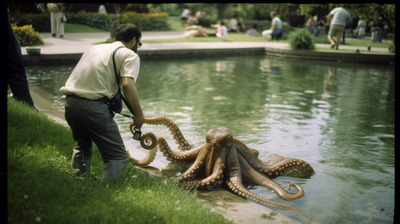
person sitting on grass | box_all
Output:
[182,25,214,38]
[211,21,228,39]
[246,24,259,36]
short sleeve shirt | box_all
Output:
[59,41,140,100]
[272,17,282,29]
[330,7,352,27]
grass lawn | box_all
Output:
[143,33,271,44]
[7,98,231,224]
[64,19,393,52]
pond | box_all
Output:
[26,55,394,224]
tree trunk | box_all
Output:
[217,3,227,21]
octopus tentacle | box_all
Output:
[261,158,315,178]
[234,141,269,169]
[158,137,203,164]
[233,138,260,157]
[225,144,318,223]
[177,145,210,181]
[238,154,304,200]
[180,149,226,189]
[128,147,157,167]
[127,124,157,166]
[235,143,315,178]
[144,117,192,151]
[227,176,318,224]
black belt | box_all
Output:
[66,94,109,104]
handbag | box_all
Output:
[108,47,126,115]
[61,13,67,23]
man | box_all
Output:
[262,11,283,40]
[327,7,351,50]
[47,3,65,38]
[59,24,144,184]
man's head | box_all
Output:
[270,11,277,18]
[115,24,142,52]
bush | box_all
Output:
[11,24,44,46]
[9,11,170,32]
[67,11,170,31]
[66,11,115,31]
[288,28,315,50]
[9,13,51,32]
[121,11,170,31]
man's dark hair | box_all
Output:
[115,24,142,42]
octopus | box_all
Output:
[129,117,318,223]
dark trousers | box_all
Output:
[65,96,129,183]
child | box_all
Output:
[211,21,228,39]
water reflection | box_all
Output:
[26,55,394,224]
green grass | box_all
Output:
[143,32,271,44]
[167,16,186,31]
[64,19,393,53]
[64,23,106,33]
[7,98,231,224]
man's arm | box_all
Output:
[326,13,333,24]
[121,77,144,129]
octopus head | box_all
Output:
[206,127,234,148]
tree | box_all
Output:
[299,3,395,48]
[217,3,228,21]
[299,3,395,32]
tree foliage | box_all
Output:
[299,3,395,30]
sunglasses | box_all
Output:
[137,41,142,48]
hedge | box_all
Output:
[8,11,170,32]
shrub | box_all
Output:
[9,13,51,32]
[121,11,170,31]
[67,11,170,31]
[11,24,44,46]
[9,11,170,32]
[66,11,115,31]
[288,28,315,50]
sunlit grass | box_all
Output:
[63,19,393,54]
[7,98,231,224]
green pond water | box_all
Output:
[26,55,394,224]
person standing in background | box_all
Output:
[195,8,203,25]
[355,17,367,39]
[180,6,190,26]
[98,4,107,14]
[47,3,65,38]
[326,7,351,50]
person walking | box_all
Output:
[59,24,145,184]
[47,3,65,38]
[180,6,190,26]
[327,7,351,50]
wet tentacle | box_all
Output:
[238,154,304,200]
[180,148,226,189]
[144,117,192,151]
[158,137,203,164]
